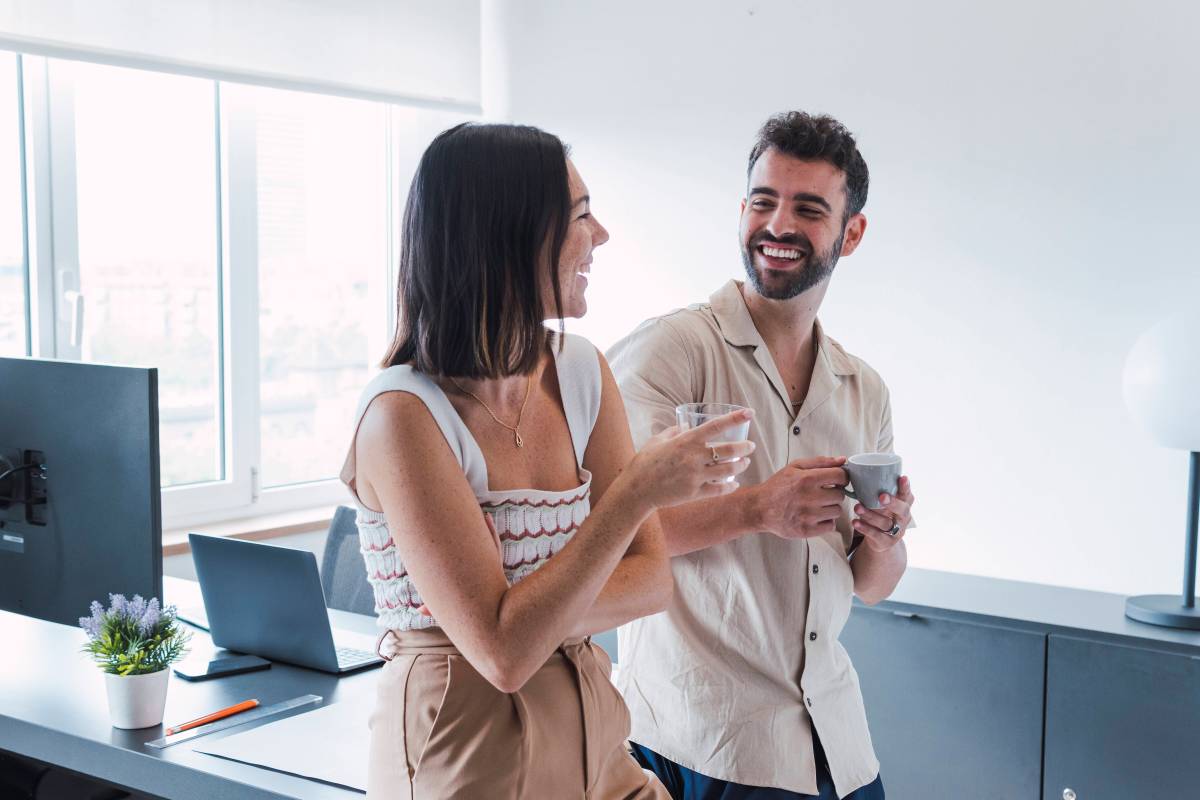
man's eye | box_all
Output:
[751,200,773,209]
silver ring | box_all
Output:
[709,445,721,464]
[887,522,901,537]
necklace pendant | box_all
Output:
[515,431,524,448]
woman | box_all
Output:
[341,123,754,798]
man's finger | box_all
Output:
[811,507,842,524]
[790,456,847,471]
[855,521,900,549]
[855,507,896,532]
[803,467,849,487]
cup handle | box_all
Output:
[843,486,857,501]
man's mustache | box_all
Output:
[750,232,812,253]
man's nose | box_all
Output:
[765,206,797,239]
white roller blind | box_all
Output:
[0,0,480,109]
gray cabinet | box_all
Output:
[842,606,1045,800]
[844,570,1200,800]
[1043,635,1200,800]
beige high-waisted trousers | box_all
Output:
[366,628,669,799]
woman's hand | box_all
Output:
[624,409,756,510]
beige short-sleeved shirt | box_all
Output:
[607,280,894,797]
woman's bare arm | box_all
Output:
[567,353,672,637]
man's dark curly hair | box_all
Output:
[747,111,869,222]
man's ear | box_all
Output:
[840,213,867,257]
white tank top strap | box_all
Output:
[552,332,603,468]
[339,365,490,506]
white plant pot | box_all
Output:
[104,668,170,729]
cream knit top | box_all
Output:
[339,333,602,631]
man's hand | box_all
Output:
[749,457,849,540]
[853,475,916,553]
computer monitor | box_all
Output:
[0,357,162,626]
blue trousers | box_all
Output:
[630,731,885,800]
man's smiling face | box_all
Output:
[738,149,859,300]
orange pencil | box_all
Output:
[165,699,259,735]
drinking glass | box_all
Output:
[675,402,752,483]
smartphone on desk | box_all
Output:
[174,652,271,681]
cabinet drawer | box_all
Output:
[1044,634,1200,800]
[843,605,1045,799]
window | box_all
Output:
[242,85,389,489]
[0,53,26,357]
[61,60,223,487]
[12,52,470,526]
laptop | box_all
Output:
[188,533,383,674]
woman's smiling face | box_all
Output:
[543,158,609,320]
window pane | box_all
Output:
[64,60,221,486]
[247,86,388,489]
[0,53,26,357]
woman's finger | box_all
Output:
[686,409,755,442]
[708,440,756,461]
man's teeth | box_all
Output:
[761,245,802,260]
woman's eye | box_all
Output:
[576,213,592,221]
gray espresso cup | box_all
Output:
[843,452,902,509]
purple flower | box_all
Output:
[79,615,99,638]
[128,594,147,622]
[78,600,105,640]
[108,593,128,618]
[137,597,162,636]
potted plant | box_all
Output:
[79,594,191,729]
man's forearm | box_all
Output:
[851,539,907,605]
[657,488,763,557]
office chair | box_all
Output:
[319,505,377,616]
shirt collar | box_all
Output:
[708,279,859,378]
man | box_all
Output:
[608,111,915,799]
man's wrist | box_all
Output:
[737,484,770,535]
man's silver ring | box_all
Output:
[887,522,901,537]
[709,445,721,464]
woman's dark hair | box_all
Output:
[382,123,570,378]
[748,111,869,222]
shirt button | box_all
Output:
[809,632,818,642]
[792,425,801,435]
[812,564,819,575]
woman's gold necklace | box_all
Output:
[449,374,534,448]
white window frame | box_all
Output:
[11,49,475,531]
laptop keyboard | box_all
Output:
[335,646,378,669]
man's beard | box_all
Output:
[740,229,844,300]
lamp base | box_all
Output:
[1125,595,1200,629]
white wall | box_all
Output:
[0,0,480,107]
[483,0,1200,596]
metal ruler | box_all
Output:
[145,694,323,749]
